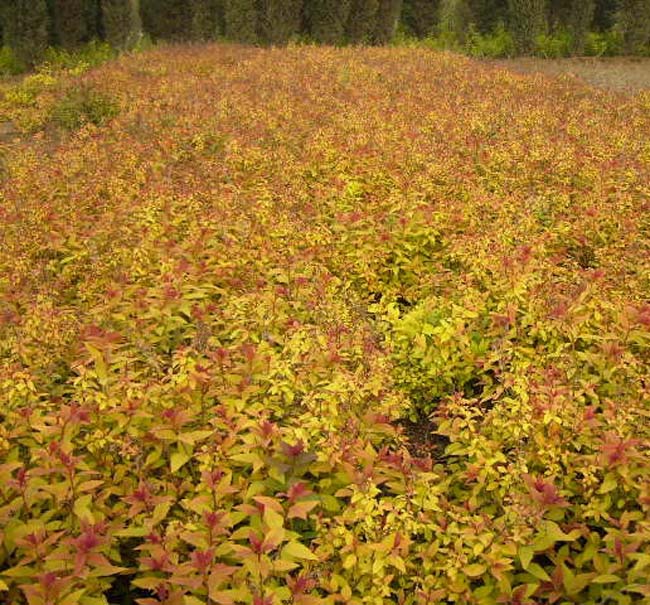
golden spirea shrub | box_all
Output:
[0,44,649,605]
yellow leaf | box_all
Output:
[282,541,318,561]
[262,526,286,552]
[389,555,406,573]
[73,494,95,523]
[593,574,622,584]
[527,563,551,581]
[464,563,487,578]
[288,500,318,520]
[263,506,285,531]
[518,545,534,570]
[209,591,236,605]
[171,450,191,473]
[60,590,87,605]
[273,559,299,572]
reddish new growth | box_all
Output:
[524,475,568,508]
[600,434,639,467]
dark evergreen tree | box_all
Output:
[86,0,104,40]
[190,0,224,40]
[50,0,90,48]
[307,0,350,44]
[565,0,595,52]
[507,0,547,52]
[401,0,440,37]
[593,0,616,30]
[547,0,568,29]
[374,0,402,43]
[0,0,50,65]
[616,0,650,52]
[260,0,303,44]
[469,0,509,32]
[224,0,259,42]
[439,0,474,43]
[101,0,141,48]
[347,0,380,43]
[141,0,191,40]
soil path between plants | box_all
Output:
[487,56,650,93]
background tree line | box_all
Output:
[1,0,649,67]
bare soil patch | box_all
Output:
[395,417,450,460]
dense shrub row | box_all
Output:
[0,44,649,604]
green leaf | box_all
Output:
[282,541,319,561]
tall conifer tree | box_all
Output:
[141,0,193,40]
[261,0,303,44]
[374,0,402,43]
[439,0,474,43]
[507,0,547,52]
[616,0,650,52]
[224,0,259,42]
[565,0,595,52]
[50,0,90,48]
[101,0,141,48]
[190,0,223,40]
[307,0,351,44]
[401,0,440,37]
[0,0,50,65]
[347,0,380,43]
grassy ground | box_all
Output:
[490,56,650,93]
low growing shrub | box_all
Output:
[534,30,573,57]
[50,85,120,130]
[0,46,25,76]
[584,30,624,56]
[467,24,516,58]
[41,41,117,73]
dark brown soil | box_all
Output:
[394,417,450,460]
[488,56,650,94]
